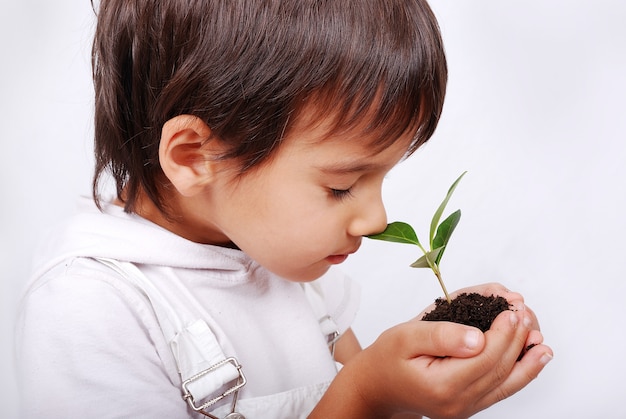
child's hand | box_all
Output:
[419,282,545,354]
[311,283,552,419]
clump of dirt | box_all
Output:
[421,292,510,332]
[423,292,536,361]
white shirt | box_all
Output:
[15,197,360,418]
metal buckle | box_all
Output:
[181,357,247,414]
[319,315,340,358]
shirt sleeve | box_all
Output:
[302,267,361,337]
[15,258,200,419]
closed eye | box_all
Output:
[330,187,354,201]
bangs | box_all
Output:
[285,0,447,156]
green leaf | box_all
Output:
[410,247,444,268]
[367,221,421,246]
[429,171,467,247]
[432,209,461,264]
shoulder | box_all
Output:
[16,256,169,364]
[17,257,175,363]
[20,257,160,336]
[15,257,190,417]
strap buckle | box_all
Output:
[182,357,247,414]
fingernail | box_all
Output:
[510,311,519,326]
[465,330,481,349]
[523,314,532,328]
[540,353,553,365]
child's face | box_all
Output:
[206,112,411,282]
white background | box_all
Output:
[1,1,625,418]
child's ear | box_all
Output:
[159,115,226,197]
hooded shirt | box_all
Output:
[15,197,359,418]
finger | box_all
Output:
[525,329,544,348]
[487,310,532,367]
[515,329,544,361]
[399,312,532,416]
[391,320,486,359]
[464,310,531,392]
[522,304,541,330]
[476,343,553,408]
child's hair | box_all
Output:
[92,0,447,214]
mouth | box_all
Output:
[326,243,361,265]
[326,254,349,264]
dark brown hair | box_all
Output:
[92,0,447,214]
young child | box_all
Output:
[16,0,552,418]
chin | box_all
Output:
[279,265,331,283]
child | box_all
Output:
[15,0,552,418]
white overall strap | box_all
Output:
[301,281,340,355]
[93,258,245,414]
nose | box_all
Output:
[347,191,388,237]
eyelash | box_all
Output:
[330,187,354,201]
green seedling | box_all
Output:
[367,171,467,304]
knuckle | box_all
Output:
[493,359,510,383]
[377,322,408,352]
[375,328,396,350]
[429,322,448,350]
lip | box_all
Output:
[326,243,361,264]
[326,254,349,264]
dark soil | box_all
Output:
[421,292,510,332]
[422,292,535,361]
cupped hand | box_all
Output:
[418,282,543,348]
[312,283,553,419]
[343,284,552,418]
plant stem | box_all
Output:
[416,243,452,304]
[434,270,452,304]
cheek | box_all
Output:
[221,172,342,259]
[242,203,334,263]
[262,185,325,230]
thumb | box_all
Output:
[404,320,485,358]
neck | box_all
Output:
[119,189,234,246]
